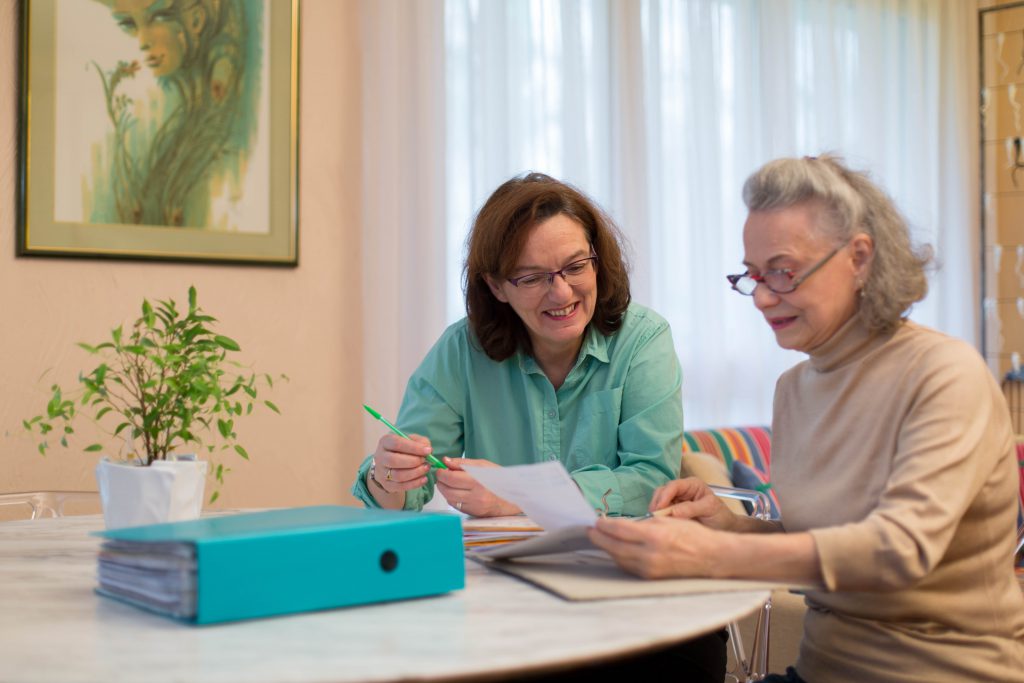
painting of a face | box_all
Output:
[110,0,197,77]
[31,0,294,261]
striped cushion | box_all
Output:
[683,426,772,478]
[682,426,777,510]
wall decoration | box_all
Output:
[17,0,299,265]
[981,2,1024,431]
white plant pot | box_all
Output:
[95,459,208,529]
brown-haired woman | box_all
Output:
[352,172,726,682]
[353,171,682,519]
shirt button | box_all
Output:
[547,409,556,418]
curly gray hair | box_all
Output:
[742,154,932,332]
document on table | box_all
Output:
[460,463,820,599]
[459,460,598,529]
[471,551,812,601]
[459,461,599,558]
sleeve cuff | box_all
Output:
[571,469,624,516]
[351,456,382,509]
[351,454,439,512]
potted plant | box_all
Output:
[24,286,281,529]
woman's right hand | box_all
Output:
[649,477,740,532]
[367,433,434,507]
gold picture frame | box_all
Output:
[17,0,299,265]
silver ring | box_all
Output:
[385,467,393,481]
[455,501,463,511]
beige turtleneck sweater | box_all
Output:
[771,317,1024,682]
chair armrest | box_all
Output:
[709,485,775,521]
[0,491,100,519]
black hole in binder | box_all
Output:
[380,550,398,572]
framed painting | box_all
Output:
[17,0,299,265]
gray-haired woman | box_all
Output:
[589,154,1024,682]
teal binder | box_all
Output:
[94,505,465,624]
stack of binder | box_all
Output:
[94,506,465,624]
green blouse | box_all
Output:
[351,303,683,517]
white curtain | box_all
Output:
[362,0,979,434]
[360,0,448,453]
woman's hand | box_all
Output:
[649,477,741,532]
[588,516,728,579]
[434,457,522,517]
[367,433,434,508]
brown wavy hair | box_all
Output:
[464,172,631,361]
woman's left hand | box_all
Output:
[434,457,523,517]
[587,516,727,580]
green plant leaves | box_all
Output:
[23,287,281,501]
[217,419,234,438]
[214,335,240,351]
[142,299,156,329]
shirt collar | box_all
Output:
[517,325,609,375]
[579,324,610,365]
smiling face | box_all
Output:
[110,0,205,77]
[486,214,598,364]
[742,202,872,353]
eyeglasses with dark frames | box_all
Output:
[507,254,598,290]
[726,244,845,296]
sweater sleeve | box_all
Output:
[809,341,1009,591]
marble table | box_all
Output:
[0,515,768,683]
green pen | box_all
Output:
[362,403,448,469]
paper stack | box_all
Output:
[459,461,601,559]
[98,540,199,618]
[462,515,544,552]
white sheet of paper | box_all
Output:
[459,461,598,530]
